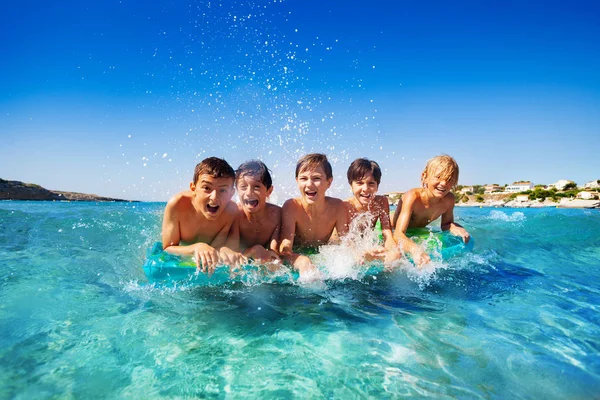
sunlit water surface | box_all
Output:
[1,202,599,398]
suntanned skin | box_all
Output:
[345,172,399,263]
[162,174,245,274]
[280,165,349,277]
[234,174,281,263]
[392,168,470,266]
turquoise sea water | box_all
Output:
[1,201,599,398]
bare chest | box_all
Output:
[239,218,276,248]
[295,211,337,245]
[409,203,444,227]
[180,217,225,245]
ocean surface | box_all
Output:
[0,201,599,399]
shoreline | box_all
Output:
[0,179,135,202]
[455,198,600,209]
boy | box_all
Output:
[345,158,399,263]
[233,160,281,263]
[280,153,348,277]
[392,154,470,265]
[162,157,245,274]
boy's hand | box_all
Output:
[294,255,317,276]
[411,248,431,267]
[266,250,281,262]
[384,247,401,265]
[450,225,471,243]
[219,247,247,268]
[362,246,386,262]
[193,243,220,275]
[244,245,281,263]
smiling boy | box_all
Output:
[391,154,470,265]
[345,158,399,263]
[162,157,244,273]
[233,160,281,263]
[280,153,348,277]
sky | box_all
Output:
[1,0,599,201]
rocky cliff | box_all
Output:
[0,179,133,202]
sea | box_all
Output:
[0,201,599,399]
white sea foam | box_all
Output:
[486,210,526,222]
[312,212,381,281]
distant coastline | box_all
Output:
[384,192,600,209]
[0,179,135,202]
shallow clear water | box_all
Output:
[1,201,599,398]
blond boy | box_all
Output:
[345,158,399,263]
[233,160,281,263]
[162,157,245,274]
[392,154,470,265]
[280,153,348,277]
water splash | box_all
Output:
[313,212,382,280]
[486,210,526,222]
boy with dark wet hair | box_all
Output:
[345,158,399,263]
[280,153,348,279]
[162,157,245,274]
[392,154,470,266]
[232,160,281,263]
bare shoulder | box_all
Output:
[443,192,456,209]
[402,188,420,201]
[266,202,282,217]
[165,191,192,212]
[374,195,390,207]
[281,198,302,216]
[325,196,344,207]
[224,201,239,217]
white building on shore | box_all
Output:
[484,184,503,194]
[584,180,600,189]
[505,181,534,193]
[577,191,599,200]
[549,180,575,190]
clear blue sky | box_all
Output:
[1,0,599,201]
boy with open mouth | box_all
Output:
[345,158,399,264]
[391,154,470,266]
[231,160,281,264]
[279,153,349,279]
[162,157,245,274]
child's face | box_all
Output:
[351,173,379,206]
[296,165,332,204]
[190,174,235,220]
[236,174,272,213]
[423,167,455,199]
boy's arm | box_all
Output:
[224,208,241,252]
[279,200,297,255]
[268,207,282,253]
[162,199,182,251]
[378,197,399,253]
[161,199,220,272]
[216,202,246,266]
[393,191,430,266]
[440,196,470,243]
[334,200,349,238]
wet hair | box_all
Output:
[295,153,333,180]
[347,158,382,185]
[421,154,459,187]
[193,157,235,184]
[235,160,273,190]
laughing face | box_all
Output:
[423,167,456,199]
[236,174,272,213]
[296,165,332,204]
[190,174,235,219]
[351,172,379,207]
